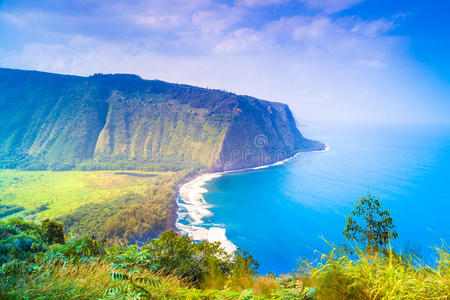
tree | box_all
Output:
[142,230,259,287]
[41,219,65,245]
[343,193,398,254]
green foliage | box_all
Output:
[58,171,191,245]
[41,219,65,244]
[2,258,108,299]
[272,276,315,299]
[0,218,48,263]
[0,170,189,246]
[43,237,105,264]
[0,169,173,221]
[107,245,157,272]
[0,199,449,299]
[103,185,175,245]
[308,244,450,299]
[0,219,268,299]
[58,192,147,242]
[0,168,209,275]
[75,159,203,172]
[1,225,449,299]
[144,230,258,288]
[102,260,161,299]
[145,230,218,281]
[343,193,398,254]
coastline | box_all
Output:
[167,169,208,231]
[175,144,330,253]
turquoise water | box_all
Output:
[202,123,450,274]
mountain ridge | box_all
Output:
[0,67,324,172]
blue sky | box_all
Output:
[0,0,449,124]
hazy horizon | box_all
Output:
[1,0,449,125]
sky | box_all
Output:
[0,0,449,125]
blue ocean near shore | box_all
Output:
[200,123,450,274]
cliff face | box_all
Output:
[210,99,323,171]
[0,68,324,171]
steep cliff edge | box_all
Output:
[0,68,324,171]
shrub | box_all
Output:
[43,237,105,264]
[0,218,48,263]
[143,230,258,288]
[41,219,65,244]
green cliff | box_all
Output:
[0,68,324,171]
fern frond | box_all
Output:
[111,271,129,281]
[135,276,160,287]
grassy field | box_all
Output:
[0,169,174,222]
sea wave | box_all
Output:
[175,146,329,254]
[176,173,239,253]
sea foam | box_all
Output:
[176,173,238,254]
[175,147,329,254]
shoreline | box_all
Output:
[174,144,330,253]
[167,169,208,231]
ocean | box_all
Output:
[177,123,450,274]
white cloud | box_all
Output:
[1,0,447,124]
[351,18,396,37]
[235,0,289,7]
[192,6,244,34]
[299,0,364,13]
[235,0,363,11]
[133,14,185,29]
[214,28,264,53]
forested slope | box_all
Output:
[0,68,324,172]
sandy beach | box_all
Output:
[175,145,330,253]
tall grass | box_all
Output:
[308,244,450,299]
[2,237,449,299]
[3,246,449,299]
[4,259,109,299]
[4,258,189,299]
